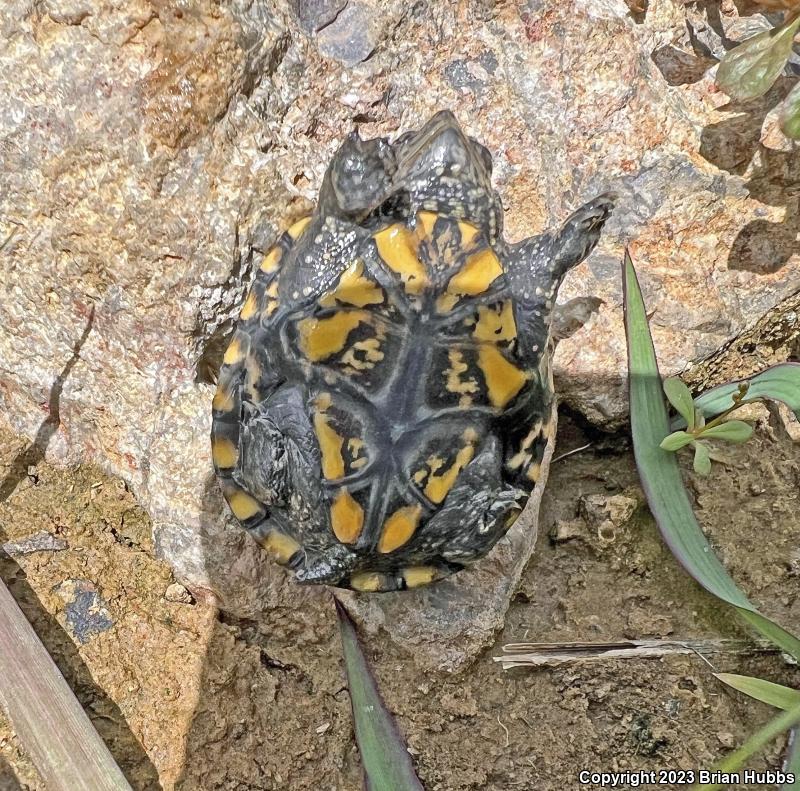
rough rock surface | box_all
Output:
[1,1,798,663]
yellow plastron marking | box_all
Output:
[212,382,235,412]
[263,280,279,318]
[260,530,301,565]
[473,301,517,343]
[477,346,528,408]
[445,349,479,397]
[313,412,345,480]
[223,332,249,365]
[458,220,479,247]
[350,572,384,592]
[341,337,384,372]
[297,310,368,362]
[320,261,384,308]
[403,566,438,588]
[416,211,438,239]
[287,216,312,239]
[446,247,503,296]
[378,505,422,553]
[507,421,543,470]
[330,489,364,544]
[227,489,262,521]
[424,441,476,504]
[436,293,460,314]
[243,353,262,402]
[260,246,282,273]
[526,461,542,483]
[239,290,259,321]
[211,436,238,469]
[374,224,428,295]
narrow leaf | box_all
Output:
[660,430,695,451]
[693,441,712,475]
[335,599,424,791]
[664,377,696,429]
[783,728,800,791]
[694,703,800,790]
[716,16,800,101]
[693,363,800,422]
[623,251,800,663]
[701,420,754,444]
[0,578,132,791]
[782,80,800,139]
[715,673,800,711]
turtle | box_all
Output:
[210,110,614,592]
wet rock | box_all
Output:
[1,531,68,557]
[54,579,114,645]
[1,1,799,666]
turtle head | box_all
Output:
[393,110,502,240]
[319,132,398,220]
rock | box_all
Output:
[1,1,799,665]
[289,0,347,34]
[54,579,114,645]
[776,403,800,442]
[1,531,68,557]
[315,2,381,66]
[164,582,194,604]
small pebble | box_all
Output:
[164,582,194,604]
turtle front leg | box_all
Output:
[504,192,616,368]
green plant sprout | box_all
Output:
[624,251,800,788]
[660,378,754,475]
[716,8,800,139]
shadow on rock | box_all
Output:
[173,474,354,790]
[0,309,159,790]
[0,755,22,790]
[699,78,800,274]
[0,307,93,502]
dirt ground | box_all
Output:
[1,405,799,791]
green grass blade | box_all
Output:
[781,80,800,140]
[782,729,800,790]
[623,252,800,663]
[715,673,800,711]
[693,363,800,420]
[0,578,132,791]
[693,703,800,790]
[335,599,424,791]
